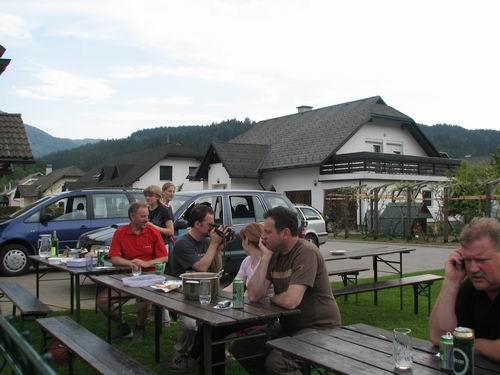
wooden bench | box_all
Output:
[332,274,443,314]
[0,315,56,375]
[328,267,369,302]
[37,316,155,375]
[0,282,51,329]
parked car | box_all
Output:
[294,204,328,247]
[78,190,303,279]
[0,188,145,276]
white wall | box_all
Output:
[338,120,428,156]
[132,157,202,191]
[207,163,262,190]
[43,177,80,196]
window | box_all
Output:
[42,195,88,221]
[372,144,382,153]
[180,195,224,225]
[300,207,322,221]
[264,195,290,209]
[366,140,383,153]
[422,191,432,207]
[160,166,173,181]
[92,194,129,219]
[188,167,198,177]
[230,196,258,225]
[388,142,403,155]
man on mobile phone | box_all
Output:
[430,217,500,363]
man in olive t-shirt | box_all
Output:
[233,206,341,375]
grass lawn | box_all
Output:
[1,269,444,375]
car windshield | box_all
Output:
[171,194,190,214]
[8,196,52,219]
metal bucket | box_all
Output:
[179,272,220,300]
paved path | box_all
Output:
[1,239,455,315]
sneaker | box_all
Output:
[167,354,198,373]
[112,322,133,340]
[133,325,145,342]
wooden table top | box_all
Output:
[268,323,500,374]
[324,246,416,262]
[29,255,128,275]
[91,274,299,327]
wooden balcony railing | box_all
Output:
[320,152,460,176]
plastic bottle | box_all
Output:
[51,230,59,257]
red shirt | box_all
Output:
[109,224,168,271]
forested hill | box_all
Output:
[38,120,498,171]
[40,118,254,171]
[417,123,500,158]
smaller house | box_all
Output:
[69,143,203,191]
[13,166,84,207]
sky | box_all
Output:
[1,0,499,140]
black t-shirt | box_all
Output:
[148,204,172,244]
[455,279,500,340]
[170,233,211,277]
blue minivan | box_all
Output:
[0,188,144,276]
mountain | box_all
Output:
[25,124,101,157]
[40,118,255,171]
[417,124,500,158]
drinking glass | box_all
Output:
[393,328,413,369]
[199,279,211,305]
[131,264,142,277]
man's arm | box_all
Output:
[272,284,306,309]
[429,249,465,345]
[475,339,500,362]
[247,239,272,302]
[192,232,224,272]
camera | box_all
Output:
[209,223,235,241]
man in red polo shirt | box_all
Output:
[96,202,168,341]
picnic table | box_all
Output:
[91,273,300,375]
[325,246,416,305]
[29,255,128,323]
[268,323,500,374]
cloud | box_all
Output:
[0,13,32,39]
[127,96,193,106]
[12,68,115,101]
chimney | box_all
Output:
[297,105,313,113]
[45,164,53,175]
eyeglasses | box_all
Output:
[143,193,156,197]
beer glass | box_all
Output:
[393,328,413,369]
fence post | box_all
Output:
[405,187,412,242]
[443,187,449,243]
[373,188,379,240]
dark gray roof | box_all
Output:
[194,143,269,179]
[71,143,203,189]
[0,45,10,76]
[14,166,85,198]
[231,96,438,170]
[0,113,33,161]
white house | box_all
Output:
[193,96,460,226]
[69,143,203,191]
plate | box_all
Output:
[330,250,346,255]
[151,280,182,293]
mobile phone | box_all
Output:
[454,260,464,271]
[215,300,232,309]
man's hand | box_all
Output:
[209,225,225,247]
[259,237,273,259]
[444,249,466,283]
[131,258,149,268]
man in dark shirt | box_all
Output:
[430,217,500,363]
[168,204,229,372]
[236,206,341,374]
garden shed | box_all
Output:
[379,202,433,237]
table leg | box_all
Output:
[155,305,161,363]
[35,262,40,298]
[75,274,81,323]
[107,288,112,343]
[372,256,378,306]
[399,252,403,310]
[203,324,212,375]
[70,275,74,314]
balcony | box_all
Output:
[320,152,460,176]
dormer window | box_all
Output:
[366,139,383,153]
[373,144,381,153]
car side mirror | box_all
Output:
[40,213,54,223]
[174,219,189,230]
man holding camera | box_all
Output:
[168,204,232,372]
[429,217,500,363]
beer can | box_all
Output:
[232,277,244,309]
[453,327,475,375]
[97,249,105,267]
[439,332,454,370]
[155,262,164,275]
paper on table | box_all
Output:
[151,280,182,293]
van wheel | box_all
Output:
[305,234,319,247]
[0,244,31,276]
